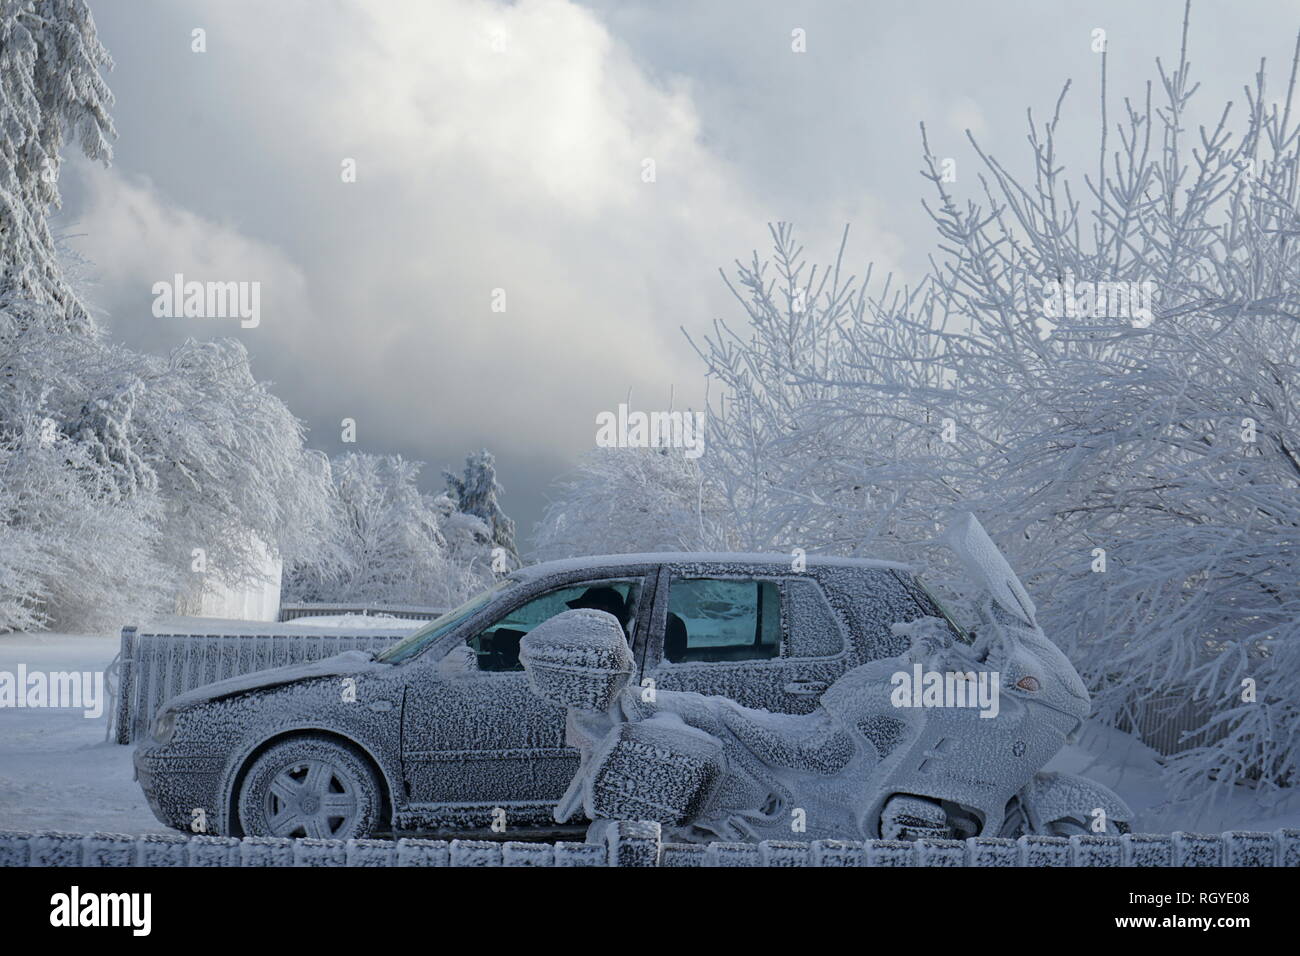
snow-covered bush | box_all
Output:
[533,446,734,561]
[285,452,493,608]
[687,221,950,559]
[690,9,1300,804]
[0,412,174,631]
[0,497,45,633]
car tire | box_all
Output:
[237,734,384,839]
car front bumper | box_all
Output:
[134,745,228,834]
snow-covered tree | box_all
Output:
[444,449,518,559]
[431,490,497,572]
[128,338,336,601]
[0,0,114,332]
[285,452,492,608]
[0,0,160,633]
[691,5,1300,805]
[0,311,336,630]
[533,446,735,560]
[0,3,337,632]
[0,306,177,631]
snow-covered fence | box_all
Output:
[110,626,409,745]
[1115,693,1226,758]
[1,824,1295,867]
[277,603,446,622]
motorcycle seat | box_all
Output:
[717,703,855,776]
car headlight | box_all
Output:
[152,710,177,745]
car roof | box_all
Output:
[510,551,914,582]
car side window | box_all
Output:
[664,578,780,664]
[782,578,846,658]
[468,578,642,672]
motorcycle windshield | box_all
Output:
[943,513,1037,627]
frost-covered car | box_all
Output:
[134,553,950,838]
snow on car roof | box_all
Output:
[510,551,914,581]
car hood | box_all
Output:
[162,649,389,711]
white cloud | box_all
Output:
[69,0,908,528]
[70,171,314,339]
[946,96,988,139]
[97,1,769,443]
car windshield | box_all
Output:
[377,580,515,664]
[914,577,973,645]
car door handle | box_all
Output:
[784,680,828,696]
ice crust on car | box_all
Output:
[164,649,385,710]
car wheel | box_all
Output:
[237,734,383,839]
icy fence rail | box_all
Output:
[1,824,1296,867]
[111,627,409,745]
[278,603,446,622]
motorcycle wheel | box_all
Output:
[997,800,1131,838]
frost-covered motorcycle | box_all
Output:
[518,514,1132,843]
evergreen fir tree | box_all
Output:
[0,0,116,332]
[443,449,517,559]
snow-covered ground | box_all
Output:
[1044,723,1300,834]
[0,632,169,835]
[3,629,1298,837]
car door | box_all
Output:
[400,572,653,818]
[641,566,851,715]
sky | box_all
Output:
[60,0,1300,546]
